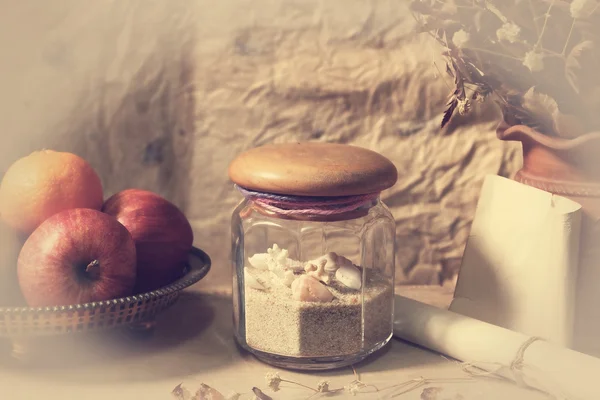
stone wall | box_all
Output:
[0,0,521,289]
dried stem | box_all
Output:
[562,19,576,56]
[534,0,556,50]
[411,0,600,136]
[468,47,522,61]
[280,379,318,393]
[528,0,540,34]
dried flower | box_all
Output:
[265,372,282,392]
[523,51,544,72]
[457,99,471,115]
[496,22,521,43]
[225,393,241,400]
[451,29,470,48]
[412,0,600,137]
[316,380,330,393]
[344,381,363,396]
[570,0,597,19]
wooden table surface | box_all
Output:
[0,283,548,400]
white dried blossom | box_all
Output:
[451,29,470,48]
[496,22,521,43]
[265,372,282,392]
[316,380,330,393]
[225,393,241,400]
[523,51,544,72]
[344,381,363,396]
[570,0,597,19]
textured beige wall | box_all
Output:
[0,0,521,289]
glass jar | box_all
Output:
[229,142,397,370]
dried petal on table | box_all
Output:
[172,384,192,400]
[420,386,443,400]
[193,383,226,400]
[252,387,274,400]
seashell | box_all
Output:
[307,252,340,274]
[286,258,305,272]
[267,244,288,264]
[304,263,318,273]
[266,244,290,272]
[335,264,362,290]
[268,268,296,288]
[291,275,334,302]
[244,268,269,290]
[282,270,296,287]
[335,254,354,268]
[248,253,269,270]
[306,260,332,284]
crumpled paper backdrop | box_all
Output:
[0,0,521,288]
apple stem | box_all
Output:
[85,260,100,276]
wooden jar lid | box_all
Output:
[228,142,398,196]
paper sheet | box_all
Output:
[449,175,582,347]
[394,295,600,400]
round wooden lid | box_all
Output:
[228,142,398,196]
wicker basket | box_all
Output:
[0,247,211,338]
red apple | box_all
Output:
[17,208,137,307]
[102,189,193,293]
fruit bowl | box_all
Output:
[0,247,211,338]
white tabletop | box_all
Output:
[0,286,548,400]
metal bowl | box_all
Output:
[0,247,211,338]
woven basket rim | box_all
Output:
[0,246,211,314]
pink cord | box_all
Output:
[235,185,379,216]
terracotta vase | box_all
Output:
[496,120,600,203]
[496,120,600,355]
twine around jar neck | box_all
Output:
[234,185,380,217]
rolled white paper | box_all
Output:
[450,175,582,348]
[393,295,600,400]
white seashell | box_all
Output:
[265,244,290,272]
[286,258,305,272]
[244,268,268,290]
[335,264,362,290]
[282,270,296,287]
[306,260,332,284]
[269,268,284,279]
[326,252,339,262]
[335,254,354,268]
[248,253,269,270]
[307,252,339,274]
[291,275,334,302]
[267,244,288,263]
[267,268,296,288]
[304,263,318,273]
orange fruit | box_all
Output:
[0,150,104,235]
